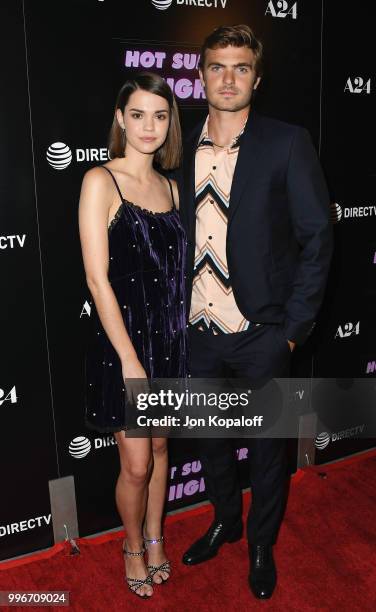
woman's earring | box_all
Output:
[122,128,126,150]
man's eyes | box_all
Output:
[210,66,250,73]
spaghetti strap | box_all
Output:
[101,166,124,203]
[166,177,176,209]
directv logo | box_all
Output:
[315,425,365,451]
[46,142,73,170]
[315,432,330,450]
[69,436,91,459]
[47,142,109,170]
[330,202,376,222]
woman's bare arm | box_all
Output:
[78,167,144,375]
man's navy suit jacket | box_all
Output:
[177,110,333,345]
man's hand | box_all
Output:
[287,340,296,352]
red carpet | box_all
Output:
[1,451,376,611]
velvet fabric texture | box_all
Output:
[84,172,187,433]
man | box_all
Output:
[177,25,333,599]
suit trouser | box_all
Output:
[188,323,291,546]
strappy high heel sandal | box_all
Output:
[123,544,153,599]
[143,535,171,584]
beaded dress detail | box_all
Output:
[85,166,187,432]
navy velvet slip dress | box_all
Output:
[84,166,188,433]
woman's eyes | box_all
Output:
[130,113,167,120]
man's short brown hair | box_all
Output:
[199,24,263,77]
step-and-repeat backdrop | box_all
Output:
[1,0,374,560]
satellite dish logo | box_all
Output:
[69,436,91,459]
[151,0,173,10]
[330,202,342,224]
[46,142,73,170]
[315,432,331,450]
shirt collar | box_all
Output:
[197,113,248,150]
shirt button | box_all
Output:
[209,199,214,204]
[208,235,213,240]
[208,270,212,275]
[209,302,213,307]
[212,166,216,170]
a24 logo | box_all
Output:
[335,322,360,339]
[265,0,297,19]
[344,77,371,94]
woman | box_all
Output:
[78,72,187,598]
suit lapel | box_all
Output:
[228,110,263,226]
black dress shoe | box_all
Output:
[248,545,276,599]
[182,519,243,565]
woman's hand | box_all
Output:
[122,357,147,380]
[122,357,149,410]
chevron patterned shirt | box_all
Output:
[189,115,253,334]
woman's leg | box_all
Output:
[114,431,154,597]
[144,436,170,583]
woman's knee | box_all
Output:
[115,433,152,483]
[122,460,150,484]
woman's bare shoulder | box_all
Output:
[79,166,117,219]
[80,166,118,203]
[81,165,111,188]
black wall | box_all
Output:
[1,0,374,560]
